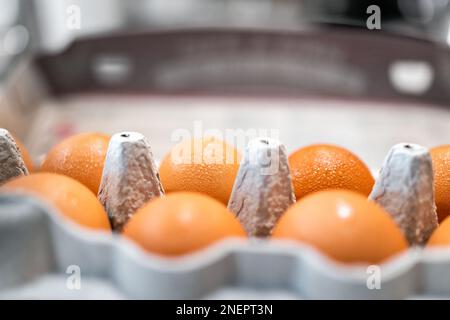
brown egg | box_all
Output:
[289,144,374,200]
[41,132,110,194]
[1,173,110,231]
[430,145,450,222]
[123,192,246,256]
[428,216,450,247]
[272,190,408,264]
[159,137,241,205]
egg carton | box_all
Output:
[0,192,450,300]
[1,125,446,300]
[0,125,446,299]
[1,28,450,299]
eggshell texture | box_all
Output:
[272,190,408,264]
[1,173,110,230]
[430,145,450,222]
[428,216,450,247]
[159,137,241,205]
[289,144,374,200]
[41,133,110,194]
[123,192,246,256]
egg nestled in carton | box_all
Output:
[0,127,449,264]
[0,129,110,231]
[226,140,426,263]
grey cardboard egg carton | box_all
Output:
[0,136,448,300]
[1,29,450,299]
[0,138,446,300]
[1,193,450,300]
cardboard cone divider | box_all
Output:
[98,131,164,231]
[370,143,438,246]
[0,128,28,185]
[227,138,296,237]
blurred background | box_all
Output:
[2,0,450,75]
[0,0,449,169]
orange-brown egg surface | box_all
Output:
[428,216,450,247]
[430,145,450,222]
[272,190,408,264]
[41,132,110,194]
[288,144,374,200]
[1,172,110,230]
[159,137,241,204]
[123,192,246,256]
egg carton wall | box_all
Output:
[1,193,450,300]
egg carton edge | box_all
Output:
[1,193,450,299]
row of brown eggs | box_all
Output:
[0,131,449,265]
